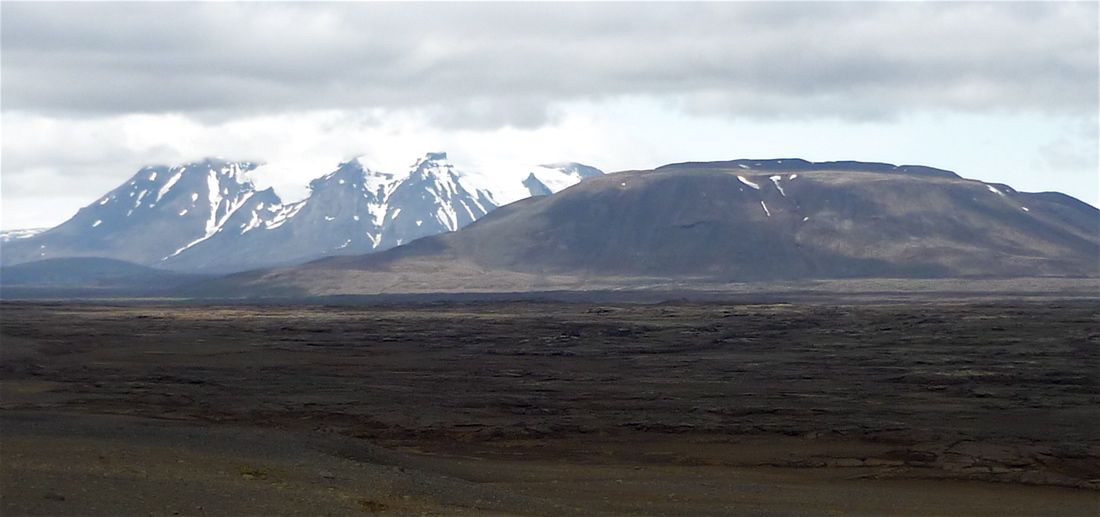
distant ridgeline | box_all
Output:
[0,154,603,273]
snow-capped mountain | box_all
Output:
[521,162,605,198]
[1,153,604,273]
[0,158,276,267]
[378,153,497,248]
[162,153,501,271]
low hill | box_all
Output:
[1,257,210,298]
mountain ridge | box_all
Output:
[1,154,604,273]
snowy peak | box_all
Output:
[406,152,470,196]
[72,158,263,236]
[543,162,604,180]
[522,162,605,197]
[294,158,404,230]
[155,160,272,259]
[192,161,264,232]
[87,158,261,227]
[379,153,498,246]
[167,152,505,267]
[411,152,451,173]
[309,159,402,204]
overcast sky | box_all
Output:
[2,1,1097,230]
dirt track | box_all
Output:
[2,300,1098,515]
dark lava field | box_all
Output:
[2,300,1097,515]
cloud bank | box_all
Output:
[2,2,1097,229]
[5,2,1095,124]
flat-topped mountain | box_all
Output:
[213,159,1098,297]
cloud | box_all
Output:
[3,2,1096,126]
[3,2,1098,229]
[1036,116,1100,173]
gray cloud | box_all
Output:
[3,2,1096,127]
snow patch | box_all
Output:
[361,170,403,200]
[165,172,255,258]
[325,216,335,221]
[99,197,110,205]
[204,170,224,233]
[366,233,381,248]
[1021,206,1030,212]
[738,176,760,189]
[769,175,786,196]
[987,185,1006,197]
[156,169,185,201]
[458,200,477,223]
[436,200,458,231]
[760,201,771,217]
[368,204,387,226]
[92,220,102,227]
[240,202,280,234]
[266,201,305,229]
[179,209,188,216]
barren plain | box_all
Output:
[1,300,1098,515]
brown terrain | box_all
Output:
[1,299,1098,515]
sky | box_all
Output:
[2,1,1097,230]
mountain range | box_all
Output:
[207,159,1099,297]
[3,156,1096,300]
[0,153,603,273]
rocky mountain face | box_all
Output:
[223,159,1099,297]
[1,159,268,268]
[0,154,603,273]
